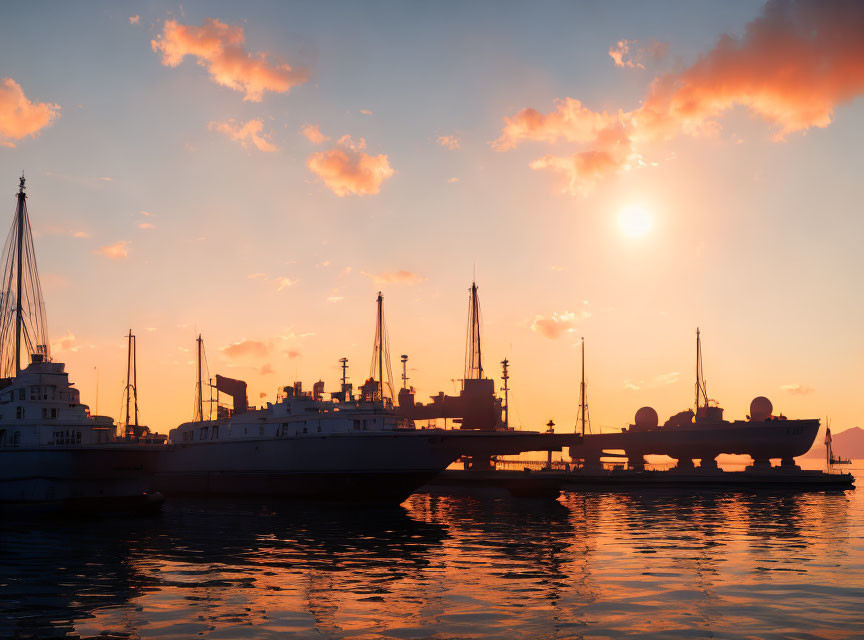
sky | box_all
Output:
[1,1,864,436]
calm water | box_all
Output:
[2,477,863,639]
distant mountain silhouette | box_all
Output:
[803,426,864,458]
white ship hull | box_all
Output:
[0,445,162,510]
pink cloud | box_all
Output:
[221,339,269,360]
[307,135,394,197]
[129,15,140,25]
[781,383,814,395]
[51,330,80,353]
[495,1,864,193]
[138,222,155,230]
[151,18,308,101]
[95,241,129,260]
[437,134,461,150]
[209,118,277,152]
[530,310,590,339]
[0,78,60,147]
[300,123,329,144]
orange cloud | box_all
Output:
[209,118,277,151]
[138,222,155,230]
[609,39,668,70]
[221,339,268,360]
[781,383,814,395]
[307,135,394,197]
[0,78,60,147]
[129,15,140,25]
[300,123,329,144]
[437,134,460,150]
[95,241,129,260]
[276,277,298,291]
[530,310,590,339]
[51,330,80,353]
[496,1,864,193]
[361,270,426,285]
[151,18,308,102]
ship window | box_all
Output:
[12,431,20,446]
[363,420,368,431]
[353,420,361,430]
[303,427,308,434]
[317,424,321,432]
[41,408,47,419]
[76,431,81,443]
[18,389,24,400]
[199,426,208,440]
[259,425,264,436]
[50,408,57,418]
[16,406,22,420]
[0,429,5,445]
[212,426,219,439]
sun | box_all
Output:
[618,204,653,238]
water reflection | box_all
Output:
[1,486,862,639]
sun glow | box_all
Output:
[618,204,653,238]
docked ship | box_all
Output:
[0,176,164,510]
[156,291,571,502]
[570,329,820,470]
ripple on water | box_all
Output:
[0,485,863,639]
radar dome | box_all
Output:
[750,396,773,421]
[634,406,659,429]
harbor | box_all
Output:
[3,2,864,638]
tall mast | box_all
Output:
[125,329,132,433]
[695,327,708,414]
[369,292,392,402]
[14,176,25,374]
[196,334,204,421]
[465,281,483,381]
[501,358,509,429]
[401,354,409,390]
[123,329,140,437]
[377,292,383,397]
[579,337,590,436]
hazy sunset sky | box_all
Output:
[1,1,863,435]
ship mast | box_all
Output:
[123,329,140,436]
[401,354,409,390]
[14,177,24,374]
[0,175,50,377]
[369,292,393,402]
[464,281,483,382]
[695,327,708,414]
[578,337,591,436]
[194,333,204,421]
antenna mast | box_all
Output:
[464,281,483,381]
[501,358,510,429]
[578,337,591,436]
[401,354,409,390]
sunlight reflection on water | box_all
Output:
[1,478,862,639]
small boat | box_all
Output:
[825,426,851,466]
[0,176,164,512]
